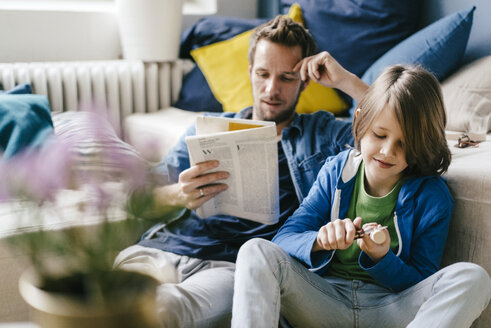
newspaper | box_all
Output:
[185,116,279,225]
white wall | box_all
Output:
[2,0,488,64]
[0,0,257,63]
[0,8,121,62]
[183,0,257,31]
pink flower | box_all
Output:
[0,138,74,203]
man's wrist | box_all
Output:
[340,73,369,103]
[154,184,181,208]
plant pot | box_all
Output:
[116,0,183,61]
[19,268,160,328]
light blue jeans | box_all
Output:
[232,239,491,328]
[114,245,235,328]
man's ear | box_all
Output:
[248,64,252,77]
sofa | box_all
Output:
[1,0,490,326]
[125,1,491,326]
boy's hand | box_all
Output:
[313,217,362,252]
[356,222,391,262]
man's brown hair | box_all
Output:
[248,15,317,65]
[353,65,451,176]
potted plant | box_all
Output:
[0,110,177,327]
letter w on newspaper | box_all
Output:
[185,116,279,225]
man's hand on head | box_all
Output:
[294,52,369,102]
[295,51,347,87]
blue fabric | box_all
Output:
[173,66,223,112]
[361,7,475,86]
[0,83,32,95]
[280,0,421,78]
[176,16,267,112]
[138,107,354,262]
[0,94,54,159]
[273,150,454,292]
[349,7,475,117]
[179,16,266,60]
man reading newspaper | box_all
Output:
[115,15,368,327]
[185,116,279,224]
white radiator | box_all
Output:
[0,60,189,124]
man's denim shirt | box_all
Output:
[155,107,354,204]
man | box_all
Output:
[115,15,368,327]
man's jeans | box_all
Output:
[232,239,491,328]
[114,245,235,328]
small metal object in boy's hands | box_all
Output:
[354,226,388,244]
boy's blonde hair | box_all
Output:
[353,65,451,176]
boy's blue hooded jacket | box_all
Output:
[273,149,454,292]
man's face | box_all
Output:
[249,40,306,124]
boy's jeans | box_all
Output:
[232,239,491,328]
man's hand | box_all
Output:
[356,222,391,263]
[294,51,369,103]
[295,51,348,88]
[312,217,362,252]
[154,160,229,211]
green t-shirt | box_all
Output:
[326,163,401,283]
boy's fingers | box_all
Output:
[353,217,363,229]
[344,219,356,242]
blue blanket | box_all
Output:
[0,94,54,159]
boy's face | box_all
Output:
[360,107,408,196]
[249,40,306,126]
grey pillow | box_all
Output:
[52,111,149,182]
[442,56,491,137]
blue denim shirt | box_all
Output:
[139,107,353,262]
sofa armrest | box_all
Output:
[123,107,203,162]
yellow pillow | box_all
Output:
[191,4,348,114]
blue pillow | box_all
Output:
[176,16,266,112]
[180,16,266,60]
[362,7,475,86]
[280,0,421,77]
[173,66,223,112]
[0,94,54,159]
[0,83,32,95]
[352,7,475,117]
